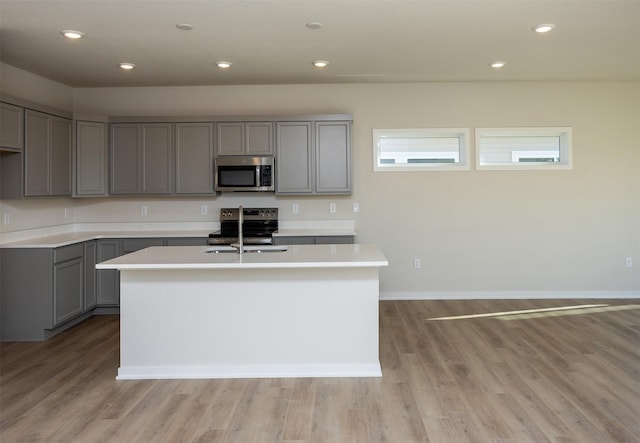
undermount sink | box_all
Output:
[204,245,288,254]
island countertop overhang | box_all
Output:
[96,244,388,270]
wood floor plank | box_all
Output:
[1,299,638,442]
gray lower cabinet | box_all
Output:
[1,102,24,151]
[165,237,208,246]
[96,239,121,306]
[110,123,173,194]
[276,120,352,195]
[84,240,97,310]
[175,123,215,194]
[75,121,107,196]
[53,244,84,325]
[24,110,72,197]
[0,243,85,341]
[273,235,354,245]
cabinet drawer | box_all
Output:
[53,243,84,263]
[121,238,165,253]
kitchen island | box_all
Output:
[96,244,388,380]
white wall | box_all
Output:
[0,62,74,111]
[2,63,639,296]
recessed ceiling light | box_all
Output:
[306,22,323,30]
[216,61,232,69]
[490,61,506,69]
[312,60,329,68]
[61,30,84,39]
[533,24,555,33]
[176,23,194,31]
[119,63,135,70]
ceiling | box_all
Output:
[1,0,639,88]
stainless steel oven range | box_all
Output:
[207,207,278,246]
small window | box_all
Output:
[373,128,470,171]
[476,127,572,170]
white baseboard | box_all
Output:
[116,363,383,380]
[379,290,640,300]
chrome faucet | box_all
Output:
[237,205,244,255]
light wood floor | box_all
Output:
[1,299,639,442]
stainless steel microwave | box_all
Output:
[214,156,275,192]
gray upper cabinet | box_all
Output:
[276,122,313,193]
[75,121,107,196]
[24,110,72,197]
[110,123,173,194]
[276,120,352,195]
[175,122,215,194]
[315,121,351,194]
[0,102,24,151]
[216,122,273,156]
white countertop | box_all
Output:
[0,221,356,248]
[96,244,387,270]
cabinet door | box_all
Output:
[84,241,97,310]
[76,121,107,196]
[175,123,214,194]
[315,121,351,194]
[110,125,140,194]
[24,110,51,196]
[216,123,244,155]
[246,122,273,155]
[0,103,24,151]
[276,122,313,194]
[50,117,72,196]
[141,124,173,194]
[96,240,120,305]
[53,257,84,326]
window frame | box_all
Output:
[373,128,471,172]
[475,127,573,171]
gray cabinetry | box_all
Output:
[276,120,351,195]
[84,240,97,310]
[165,237,208,246]
[24,110,72,197]
[216,122,273,156]
[273,235,354,245]
[96,239,121,306]
[75,121,107,196]
[0,244,86,341]
[175,123,215,194]
[110,123,173,194]
[276,122,313,193]
[53,244,84,326]
[0,102,24,151]
[315,121,351,194]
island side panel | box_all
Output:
[117,267,381,379]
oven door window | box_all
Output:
[218,166,257,187]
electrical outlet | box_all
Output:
[201,205,208,215]
[292,203,299,214]
[64,207,70,218]
[353,202,360,213]
[3,213,9,225]
[626,257,633,268]
[141,205,148,216]
[329,203,337,213]
[414,258,421,269]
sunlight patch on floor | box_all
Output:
[426,304,640,321]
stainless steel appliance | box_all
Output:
[214,156,275,192]
[208,207,278,245]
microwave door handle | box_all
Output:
[255,166,261,187]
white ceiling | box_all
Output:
[1,0,639,88]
